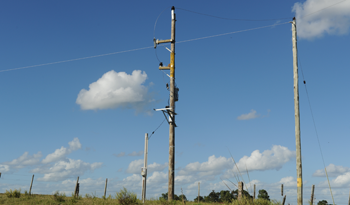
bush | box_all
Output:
[52,191,66,202]
[116,187,138,205]
[5,189,21,198]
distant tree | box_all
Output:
[232,189,252,199]
[204,190,220,202]
[178,194,187,201]
[159,192,180,201]
[258,189,270,201]
[318,200,328,205]
[193,196,204,202]
[220,190,235,203]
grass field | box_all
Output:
[0,190,281,205]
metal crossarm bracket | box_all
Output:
[154,107,177,127]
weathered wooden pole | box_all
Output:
[238,182,243,200]
[104,178,108,199]
[198,182,200,204]
[292,17,303,205]
[141,133,148,203]
[253,184,256,199]
[348,189,350,205]
[282,195,287,205]
[29,174,34,195]
[281,184,283,196]
[74,176,79,197]
[310,185,315,205]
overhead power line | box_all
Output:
[177,7,292,21]
[0,22,289,73]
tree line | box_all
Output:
[159,189,270,203]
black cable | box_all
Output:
[177,7,292,21]
[148,118,167,140]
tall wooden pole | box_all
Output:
[168,6,176,201]
[142,133,148,203]
[281,184,283,196]
[348,189,350,205]
[104,178,108,199]
[29,174,34,195]
[292,17,303,205]
[310,185,315,205]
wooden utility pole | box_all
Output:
[104,178,108,199]
[310,185,315,205]
[282,195,287,205]
[155,6,176,201]
[29,174,34,195]
[348,189,350,205]
[141,133,148,203]
[292,17,303,205]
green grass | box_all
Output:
[0,191,281,205]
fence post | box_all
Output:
[282,195,286,205]
[281,184,283,196]
[29,174,34,195]
[74,176,79,197]
[254,184,256,199]
[104,178,108,199]
[238,181,243,200]
[310,185,315,205]
[198,182,200,204]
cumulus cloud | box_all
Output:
[126,159,167,174]
[234,145,295,172]
[237,110,259,120]
[76,70,154,111]
[37,159,102,181]
[314,164,350,177]
[42,138,81,164]
[0,138,102,182]
[293,0,350,39]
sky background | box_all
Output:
[0,0,349,204]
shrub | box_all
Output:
[116,187,138,205]
[52,191,66,202]
[5,189,21,198]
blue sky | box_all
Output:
[0,0,349,204]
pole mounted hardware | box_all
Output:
[154,107,177,127]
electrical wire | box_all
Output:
[0,46,153,73]
[0,22,289,73]
[177,21,290,44]
[297,47,335,205]
[299,0,347,19]
[153,6,172,63]
[148,118,167,140]
[177,7,292,21]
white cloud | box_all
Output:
[126,159,167,174]
[76,70,153,110]
[313,164,350,177]
[234,145,295,172]
[293,0,350,39]
[237,109,259,120]
[37,159,102,181]
[128,150,143,156]
[0,165,10,172]
[42,138,81,164]
[114,152,126,157]
[6,152,42,169]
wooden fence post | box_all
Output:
[310,185,315,205]
[282,195,286,205]
[281,184,283,196]
[238,181,243,201]
[104,178,108,198]
[254,184,256,199]
[29,174,34,195]
[74,176,79,197]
